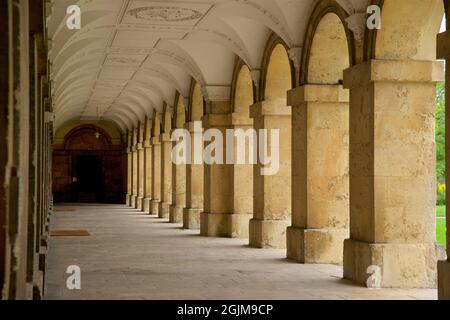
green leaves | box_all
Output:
[436,82,446,185]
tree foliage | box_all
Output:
[436,82,446,184]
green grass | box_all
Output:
[437,218,447,247]
[437,205,446,217]
[436,205,447,247]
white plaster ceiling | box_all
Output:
[47,0,367,132]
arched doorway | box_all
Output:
[53,124,125,203]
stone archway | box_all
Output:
[287,5,353,265]
[249,37,293,248]
[53,124,124,204]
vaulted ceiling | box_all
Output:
[47,0,370,132]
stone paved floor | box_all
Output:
[44,204,437,300]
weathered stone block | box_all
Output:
[287,227,348,265]
[249,218,290,249]
[344,239,443,288]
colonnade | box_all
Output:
[124,1,450,299]
[1,0,450,301]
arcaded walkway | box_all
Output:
[45,204,436,300]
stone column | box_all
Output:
[169,137,186,224]
[343,59,444,288]
[126,145,133,206]
[131,138,139,209]
[143,138,152,213]
[200,104,235,237]
[230,113,254,238]
[249,100,291,248]
[286,84,349,264]
[137,142,145,210]
[183,121,204,229]
[438,29,450,300]
[159,133,173,219]
[151,136,162,216]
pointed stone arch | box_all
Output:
[259,33,295,102]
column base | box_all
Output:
[143,198,152,213]
[130,195,138,208]
[438,260,450,300]
[183,208,201,229]
[249,218,290,249]
[169,205,184,223]
[344,238,445,288]
[137,197,144,210]
[200,212,252,238]
[151,200,160,216]
[126,194,132,206]
[287,227,348,265]
[158,202,171,219]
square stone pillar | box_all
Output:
[249,100,291,248]
[131,144,139,208]
[159,133,172,219]
[137,142,145,210]
[169,132,186,223]
[230,113,254,238]
[143,140,153,213]
[287,84,349,265]
[151,136,162,216]
[183,121,204,229]
[200,112,235,237]
[126,147,133,206]
[343,59,445,288]
[438,29,450,300]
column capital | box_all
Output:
[437,31,450,59]
[132,145,138,152]
[137,142,144,150]
[344,59,444,89]
[288,84,349,107]
[250,100,291,119]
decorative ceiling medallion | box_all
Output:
[127,6,203,22]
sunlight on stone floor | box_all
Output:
[45,204,437,300]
